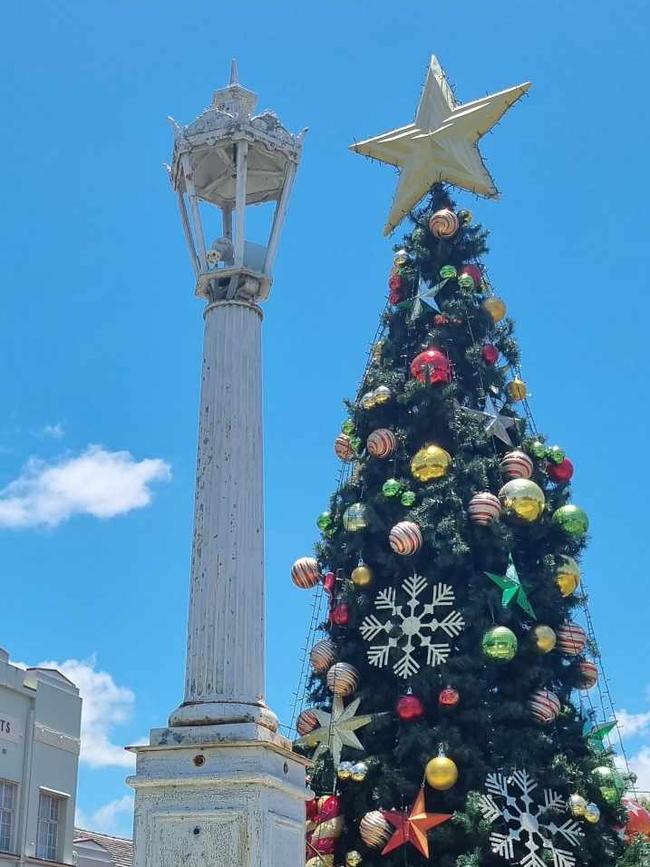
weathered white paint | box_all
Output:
[168,298,277,731]
[128,729,310,867]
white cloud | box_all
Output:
[37,657,137,769]
[0,445,171,528]
[626,747,650,792]
[617,709,650,739]
[76,794,134,836]
[38,423,65,440]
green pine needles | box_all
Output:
[298,185,643,866]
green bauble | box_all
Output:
[547,445,566,464]
[316,512,332,532]
[600,786,621,806]
[482,626,518,662]
[341,419,355,435]
[440,265,457,279]
[382,478,402,498]
[343,503,369,532]
[552,504,589,538]
[458,273,474,289]
[400,490,416,507]
[530,440,547,459]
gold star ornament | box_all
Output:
[350,55,531,235]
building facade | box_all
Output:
[0,648,81,867]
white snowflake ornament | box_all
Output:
[359,574,465,678]
[479,770,583,867]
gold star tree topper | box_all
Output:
[350,55,531,235]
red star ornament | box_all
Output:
[381,787,452,857]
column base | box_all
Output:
[127,733,310,867]
[169,700,279,733]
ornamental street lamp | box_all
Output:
[169,59,306,302]
[128,65,309,867]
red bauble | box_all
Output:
[433,314,449,326]
[461,264,482,287]
[481,344,499,365]
[388,273,402,292]
[388,288,402,305]
[323,571,336,595]
[547,458,574,483]
[306,798,319,821]
[439,686,460,708]
[396,694,425,722]
[409,348,452,385]
[330,602,350,626]
[319,795,342,821]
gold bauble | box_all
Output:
[425,755,459,790]
[568,793,588,818]
[498,479,546,523]
[337,761,353,781]
[584,802,601,824]
[373,385,392,405]
[532,624,557,654]
[556,556,580,597]
[507,378,528,402]
[351,563,374,588]
[410,444,452,482]
[482,296,507,322]
[350,761,369,782]
[346,852,363,867]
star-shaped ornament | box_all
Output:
[294,696,372,768]
[584,720,618,753]
[407,276,446,317]
[461,395,518,445]
[382,788,452,857]
[350,55,531,234]
[485,553,536,618]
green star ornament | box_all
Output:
[485,553,536,618]
[584,720,618,753]
[294,696,372,768]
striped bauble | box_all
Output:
[359,810,392,849]
[296,708,319,736]
[429,208,460,239]
[389,521,423,555]
[579,660,599,690]
[291,556,321,589]
[334,433,355,461]
[556,622,588,656]
[309,638,336,673]
[326,662,359,697]
[529,689,561,724]
[500,450,534,480]
[367,428,397,459]
[468,492,502,525]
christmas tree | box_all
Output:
[291,57,650,867]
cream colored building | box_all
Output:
[0,648,81,867]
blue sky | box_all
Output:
[1,0,649,839]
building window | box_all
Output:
[36,792,63,861]
[0,780,17,853]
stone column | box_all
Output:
[170,299,277,732]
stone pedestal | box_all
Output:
[128,726,309,867]
[128,723,305,867]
